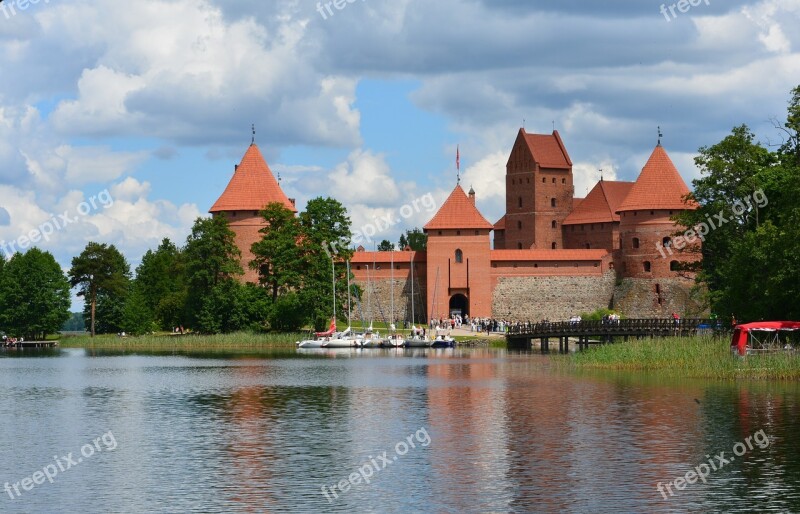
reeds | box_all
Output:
[570,335,800,379]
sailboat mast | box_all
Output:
[346,260,351,328]
[390,250,394,331]
[410,256,415,325]
[332,258,336,326]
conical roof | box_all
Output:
[210,144,297,213]
[617,145,697,212]
[424,184,493,231]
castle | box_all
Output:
[211,129,703,322]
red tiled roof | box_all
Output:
[572,197,584,210]
[351,251,426,264]
[491,249,609,262]
[210,144,297,213]
[563,181,634,225]
[523,130,572,169]
[617,145,697,212]
[424,184,493,230]
[493,215,506,231]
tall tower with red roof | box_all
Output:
[613,142,701,315]
[424,184,494,319]
[496,129,574,250]
[210,143,297,283]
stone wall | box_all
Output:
[492,270,616,321]
[612,277,707,318]
[351,277,428,325]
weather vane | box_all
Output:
[658,126,663,146]
[251,124,256,145]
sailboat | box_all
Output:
[404,256,431,348]
[322,260,361,348]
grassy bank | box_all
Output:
[569,335,800,380]
[60,331,303,350]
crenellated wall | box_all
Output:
[612,277,707,318]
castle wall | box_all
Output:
[563,222,619,251]
[491,270,616,321]
[350,275,428,325]
[613,277,707,318]
[618,210,699,279]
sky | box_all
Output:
[0,0,799,309]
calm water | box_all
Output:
[1,348,799,513]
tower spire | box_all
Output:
[251,124,256,145]
[657,126,663,147]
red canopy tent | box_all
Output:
[731,321,800,355]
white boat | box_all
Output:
[297,319,337,348]
[322,327,361,348]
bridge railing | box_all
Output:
[507,318,724,337]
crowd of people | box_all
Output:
[2,334,24,347]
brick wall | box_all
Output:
[350,276,428,324]
[492,270,616,321]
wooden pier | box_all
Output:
[506,319,722,352]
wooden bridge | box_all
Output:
[506,318,723,352]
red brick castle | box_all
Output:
[211,129,703,322]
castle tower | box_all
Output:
[423,185,493,320]
[210,143,297,283]
[497,129,574,250]
[616,143,698,280]
[562,179,634,253]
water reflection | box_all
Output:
[0,348,797,512]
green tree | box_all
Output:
[0,248,70,340]
[398,228,427,251]
[377,240,394,251]
[298,197,353,330]
[250,202,303,302]
[69,243,130,336]
[122,286,155,336]
[135,238,187,330]
[183,216,242,332]
[675,86,800,321]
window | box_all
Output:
[456,230,461,236]
[562,178,566,184]
[475,230,479,235]
[552,242,557,249]
[551,220,557,229]
[551,198,556,208]
[438,231,442,236]
[455,249,463,263]
[518,197,523,208]
[663,237,672,247]
[552,178,556,184]
[231,212,237,217]
[655,284,661,294]
[650,211,654,215]
[534,263,538,268]
[670,260,680,271]
[517,221,522,230]
[253,211,258,216]
[542,177,546,183]
[632,237,640,249]
[356,266,361,270]
[527,178,530,184]
[586,243,591,249]
[517,242,523,249]
[643,261,651,272]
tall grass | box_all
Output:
[60,332,303,350]
[569,335,800,379]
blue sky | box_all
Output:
[0,0,799,309]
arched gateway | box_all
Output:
[449,294,469,318]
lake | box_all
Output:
[0,347,798,513]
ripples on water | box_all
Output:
[0,348,798,513]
